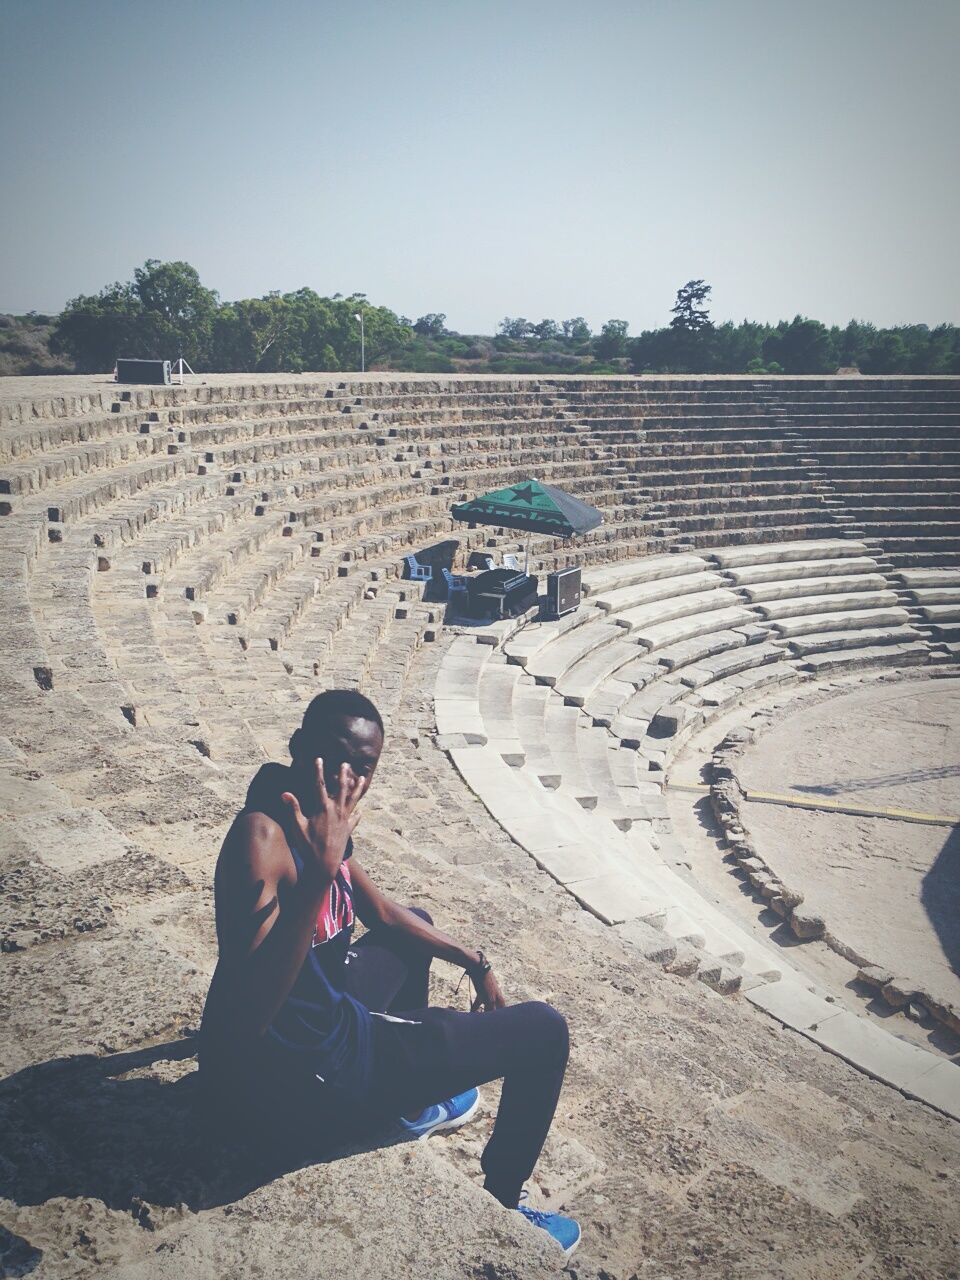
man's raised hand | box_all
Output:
[280,758,366,886]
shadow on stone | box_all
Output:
[847,977,960,1057]
[0,1037,392,1218]
[922,824,960,978]
[0,1225,42,1277]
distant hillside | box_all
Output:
[0,313,74,376]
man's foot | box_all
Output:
[395,1088,480,1140]
[517,1203,582,1258]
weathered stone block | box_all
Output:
[617,918,677,967]
[0,927,207,1072]
[663,941,701,976]
[789,906,826,940]
[881,979,918,1009]
[699,963,742,995]
[856,964,894,989]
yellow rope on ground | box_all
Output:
[666,781,959,827]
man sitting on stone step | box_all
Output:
[199,688,581,1257]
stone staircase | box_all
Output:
[433,536,960,1118]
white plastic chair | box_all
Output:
[405,554,433,582]
[441,567,470,599]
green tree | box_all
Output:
[211,295,289,371]
[837,320,877,370]
[670,279,712,332]
[763,316,837,374]
[533,319,560,342]
[413,313,448,337]
[860,330,910,374]
[51,258,218,371]
[497,317,536,340]
[561,317,591,343]
[710,320,767,372]
[133,259,217,349]
[51,281,142,372]
[595,319,629,361]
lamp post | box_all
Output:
[354,312,365,373]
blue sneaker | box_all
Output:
[395,1088,480,1141]
[517,1203,582,1258]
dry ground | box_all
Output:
[738,680,960,1010]
[2,636,960,1280]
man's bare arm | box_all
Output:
[204,813,335,1045]
[204,759,367,1046]
[350,858,507,1010]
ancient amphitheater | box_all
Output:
[1,372,959,1279]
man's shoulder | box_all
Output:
[218,808,295,890]
[218,763,297,885]
[242,762,292,825]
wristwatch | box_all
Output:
[470,949,492,979]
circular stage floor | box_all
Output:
[736,678,960,1010]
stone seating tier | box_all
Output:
[4,372,958,426]
[3,378,958,754]
[5,373,957,570]
[2,376,952,805]
[7,369,960,1157]
[437,539,958,1127]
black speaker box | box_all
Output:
[545,566,581,618]
[116,358,172,385]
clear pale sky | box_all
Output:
[2,0,958,332]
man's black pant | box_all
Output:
[342,909,569,1209]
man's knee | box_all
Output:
[406,905,434,927]
[524,1000,569,1062]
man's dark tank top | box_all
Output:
[263,835,373,1096]
[226,765,375,1099]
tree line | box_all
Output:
[46,260,409,375]
[492,281,960,375]
[2,262,957,377]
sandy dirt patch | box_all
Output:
[737,680,960,1008]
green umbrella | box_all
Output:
[450,478,603,572]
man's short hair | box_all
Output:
[301,689,385,742]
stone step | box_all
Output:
[919,622,960,643]
[782,624,923,656]
[693,659,801,710]
[525,621,625,687]
[592,568,726,615]
[898,587,960,606]
[503,604,599,667]
[771,605,911,639]
[554,636,640,707]
[616,587,742,636]
[632,605,764,653]
[753,588,900,620]
[895,568,960,589]
[737,572,888,603]
[707,538,868,569]
[675,641,787,690]
[722,555,880,587]
[916,603,960,624]
[648,627,751,674]
[512,676,562,781]
[580,551,711,597]
[800,641,933,675]
[445,744,785,984]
